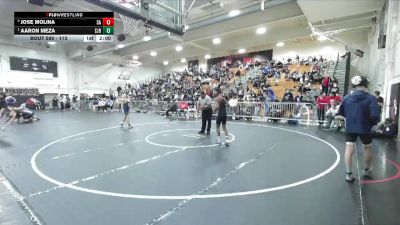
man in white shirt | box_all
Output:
[324,99,339,128]
[197,91,212,134]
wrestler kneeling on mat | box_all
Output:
[6,107,40,125]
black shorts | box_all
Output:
[346,133,372,145]
[216,115,227,127]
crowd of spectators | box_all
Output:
[116,56,337,105]
[103,56,351,127]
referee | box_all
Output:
[198,91,212,134]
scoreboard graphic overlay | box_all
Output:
[14,12,114,43]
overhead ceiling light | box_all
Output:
[181,58,187,63]
[212,38,221,45]
[238,48,246,54]
[256,27,266,34]
[150,51,157,57]
[229,10,240,17]
[143,35,152,41]
[175,45,183,52]
[48,42,56,45]
[117,44,125,49]
[204,54,211,59]
[276,42,285,47]
[318,35,328,41]
[132,55,139,60]
[163,61,169,65]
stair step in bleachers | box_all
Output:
[288,64,312,73]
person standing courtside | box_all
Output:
[214,87,230,146]
[198,91,212,134]
[337,75,380,182]
[375,91,384,117]
[120,94,133,129]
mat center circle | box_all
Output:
[145,129,236,148]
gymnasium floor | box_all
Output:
[0,111,399,225]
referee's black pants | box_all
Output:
[200,108,212,133]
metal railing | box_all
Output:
[333,52,340,77]
[343,52,351,96]
[76,100,337,126]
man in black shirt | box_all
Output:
[282,89,294,102]
[0,93,7,122]
[117,86,122,96]
[375,91,384,116]
[72,95,78,110]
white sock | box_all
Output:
[217,136,221,142]
[346,164,352,174]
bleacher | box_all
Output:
[128,57,334,103]
[243,63,323,100]
[288,64,313,73]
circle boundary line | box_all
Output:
[30,121,341,200]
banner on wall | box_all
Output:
[207,49,273,68]
[378,1,388,49]
[389,83,400,126]
[187,60,199,72]
[10,56,58,77]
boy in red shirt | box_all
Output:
[329,92,342,104]
[178,101,189,117]
[316,92,330,126]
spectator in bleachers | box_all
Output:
[282,89,294,102]
[329,76,339,92]
[310,87,320,101]
[165,100,178,118]
[295,92,303,103]
[324,99,339,128]
[330,82,339,94]
[301,91,311,103]
[274,69,280,85]
[316,92,329,126]
[322,74,331,95]
[329,92,342,104]
[178,100,188,117]
[111,54,333,113]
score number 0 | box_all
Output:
[103,18,114,26]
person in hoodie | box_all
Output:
[337,75,380,182]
